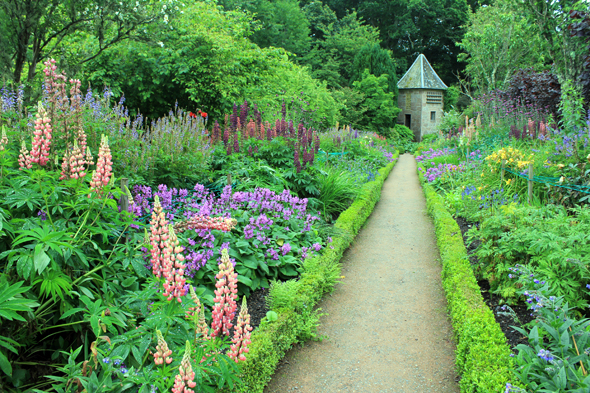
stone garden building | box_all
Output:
[396,54,447,142]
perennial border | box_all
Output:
[236,151,400,392]
[418,172,515,392]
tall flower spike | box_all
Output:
[90,135,113,192]
[186,285,201,320]
[211,249,238,338]
[162,225,186,303]
[228,296,253,363]
[172,341,197,393]
[68,141,86,179]
[18,141,32,170]
[153,329,173,365]
[0,126,8,151]
[85,147,94,166]
[149,195,168,278]
[31,102,52,166]
[197,307,210,340]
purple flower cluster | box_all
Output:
[418,162,465,182]
[415,148,455,162]
[133,183,322,276]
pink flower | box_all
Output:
[18,141,32,170]
[30,102,52,166]
[228,296,252,362]
[162,225,186,303]
[172,341,197,393]
[68,141,85,179]
[149,196,168,278]
[210,249,238,338]
[153,329,173,365]
[0,126,8,151]
[90,135,113,192]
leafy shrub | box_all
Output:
[468,204,590,309]
[351,70,400,137]
[509,266,590,392]
[503,68,561,119]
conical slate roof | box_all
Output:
[397,54,447,90]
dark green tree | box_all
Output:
[318,0,471,85]
[351,43,397,96]
[301,4,380,89]
[0,0,179,84]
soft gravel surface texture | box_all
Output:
[264,154,459,393]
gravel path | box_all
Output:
[264,154,459,393]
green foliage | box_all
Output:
[301,4,381,90]
[351,70,400,136]
[247,0,312,58]
[558,80,587,132]
[351,43,398,96]
[458,0,546,94]
[443,85,461,111]
[469,204,590,309]
[0,0,181,85]
[322,0,471,85]
[438,108,464,136]
[511,270,590,392]
[315,166,359,222]
[420,178,515,393]
[83,1,338,127]
[329,87,366,129]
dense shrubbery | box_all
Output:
[418,79,590,391]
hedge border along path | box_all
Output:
[418,166,516,392]
[235,151,400,393]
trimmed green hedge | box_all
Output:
[236,152,400,392]
[418,174,515,392]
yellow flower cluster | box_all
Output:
[485,147,533,170]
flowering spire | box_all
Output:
[85,147,94,166]
[228,296,252,363]
[153,329,173,365]
[172,341,197,393]
[30,102,52,166]
[210,249,238,338]
[18,141,32,170]
[162,225,186,303]
[186,285,201,320]
[0,126,8,151]
[149,196,168,278]
[68,141,86,179]
[59,150,70,180]
[197,307,210,340]
[90,135,113,192]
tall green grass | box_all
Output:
[317,166,359,222]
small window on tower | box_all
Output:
[431,111,436,122]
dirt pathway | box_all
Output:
[264,154,459,393]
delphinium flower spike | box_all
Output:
[210,248,238,338]
[153,329,173,365]
[172,341,197,393]
[228,296,252,362]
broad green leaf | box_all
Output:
[33,245,50,275]
[0,350,12,376]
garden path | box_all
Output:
[264,153,459,393]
